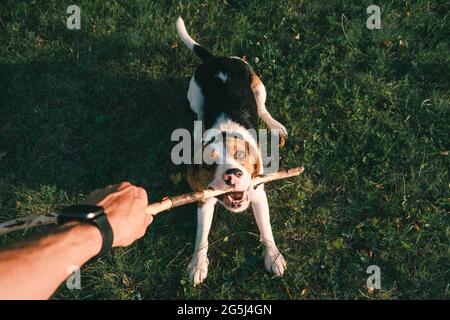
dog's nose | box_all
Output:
[223,168,243,186]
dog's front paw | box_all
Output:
[187,254,209,285]
[264,247,287,276]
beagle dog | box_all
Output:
[176,17,288,285]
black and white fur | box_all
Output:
[176,17,288,285]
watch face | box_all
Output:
[58,205,104,221]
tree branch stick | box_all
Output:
[146,166,304,216]
[0,166,304,236]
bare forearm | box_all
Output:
[0,223,102,299]
[0,182,151,299]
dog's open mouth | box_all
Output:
[222,191,247,209]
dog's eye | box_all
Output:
[235,150,245,160]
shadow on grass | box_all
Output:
[0,33,199,233]
[1,66,193,189]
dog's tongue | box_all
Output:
[229,191,244,200]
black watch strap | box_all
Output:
[57,205,114,262]
[91,213,114,261]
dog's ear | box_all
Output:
[246,142,263,177]
[253,160,261,178]
[186,164,215,192]
[186,165,214,207]
[254,146,263,176]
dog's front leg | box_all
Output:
[250,184,287,276]
[188,197,216,285]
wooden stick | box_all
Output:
[0,166,304,236]
[146,166,304,216]
[0,212,58,236]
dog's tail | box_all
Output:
[176,17,213,62]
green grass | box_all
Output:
[0,0,448,299]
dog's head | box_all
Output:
[187,130,262,212]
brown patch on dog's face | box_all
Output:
[186,136,260,188]
[224,136,260,178]
[187,135,261,210]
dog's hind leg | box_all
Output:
[187,75,204,121]
[187,197,216,285]
[251,72,288,145]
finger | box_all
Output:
[144,214,153,226]
[115,181,132,191]
[88,183,119,202]
[96,186,117,202]
[135,187,148,204]
[86,188,105,204]
[89,187,122,207]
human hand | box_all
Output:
[86,182,152,247]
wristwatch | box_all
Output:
[57,204,114,261]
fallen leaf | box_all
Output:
[170,172,182,186]
[285,287,293,299]
[400,240,413,251]
[36,35,45,47]
[372,182,384,190]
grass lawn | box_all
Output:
[0,0,448,299]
